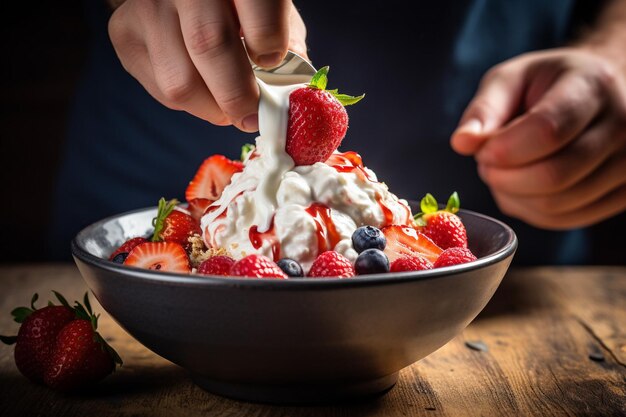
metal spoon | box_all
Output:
[251,50,317,86]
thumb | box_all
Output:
[451,62,527,155]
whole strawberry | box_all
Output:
[152,198,201,250]
[415,192,468,250]
[0,293,74,383]
[286,66,364,166]
[0,292,122,391]
[308,251,355,278]
[230,254,288,279]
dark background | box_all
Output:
[1,2,624,264]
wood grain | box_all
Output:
[0,265,624,416]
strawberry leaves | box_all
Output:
[414,192,462,225]
[307,66,365,106]
[152,198,179,242]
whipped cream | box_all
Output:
[201,80,413,272]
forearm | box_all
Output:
[577,0,626,73]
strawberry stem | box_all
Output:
[307,66,365,106]
[445,192,460,214]
[152,198,179,242]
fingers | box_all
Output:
[475,72,605,167]
[450,61,528,155]
[141,2,229,125]
[177,0,260,132]
[287,4,308,59]
[477,118,619,196]
[492,183,626,230]
[492,149,626,219]
[234,0,291,67]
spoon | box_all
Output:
[251,51,317,86]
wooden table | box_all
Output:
[0,265,624,416]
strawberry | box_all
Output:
[286,67,364,166]
[187,198,212,222]
[229,254,287,279]
[415,192,468,250]
[152,198,200,250]
[197,256,235,276]
[433,247,477,268]
[382,225,443,264]
[124,241,191,273]
[185,155,243,203]
[43,295,122,391]
[308,251,355,278]
[0,293,75,384]
[109,237,148,262]
[390,255,433,272]
[1,292,122,391]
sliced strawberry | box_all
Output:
[187,198,212,222]
[124,241,191,273]
[382,225,443,264]
[185,155,243,202]
[109,237,148,261]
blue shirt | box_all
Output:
[48,0,596,263]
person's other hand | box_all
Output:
[108,0,308,132]
[451,49,626,229]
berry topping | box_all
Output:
[152,198,201,250]
[185,155,243,203]
[354,248,390,275]
[286,67,364,166]
[276,258,304,278]
[390,255,433,272]
[197,256,236,276]
[351,225,386,253]
[124,241,191,273]
[415,192,468,250]
[382,225,443,264]
[433,247,477,268]
[109,237,147,261]
[308,251,355,278]
[229,254,288,279]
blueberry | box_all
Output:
[351,226,386,253]
[354,249,390,275]
[277,258,304,278]
[112,252,128,264]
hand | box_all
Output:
[108,0,308,132]
[451,48,626,230]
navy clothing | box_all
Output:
[48,0,602,263]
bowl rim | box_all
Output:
[71,206,517,290]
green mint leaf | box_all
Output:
[309,66,329,90]
[445,191,461,214]
[53,291,70,308]
[152,198,179,242]
[331,92,365,106]
[241,143,255,161]
[420,193,438,214]
[11,307,33,324]
[30,293,38,311]
[0,335,17,345]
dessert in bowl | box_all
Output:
[71,65,517,403]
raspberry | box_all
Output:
[390,255,433,272]
[433,247,477,268]
[229,254,287,279]
[197,256,235,276]
[308,251,355,278]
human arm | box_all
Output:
[450,0,626,230]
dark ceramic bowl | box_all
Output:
[72,204,516,404]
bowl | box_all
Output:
[71,204,516,404]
